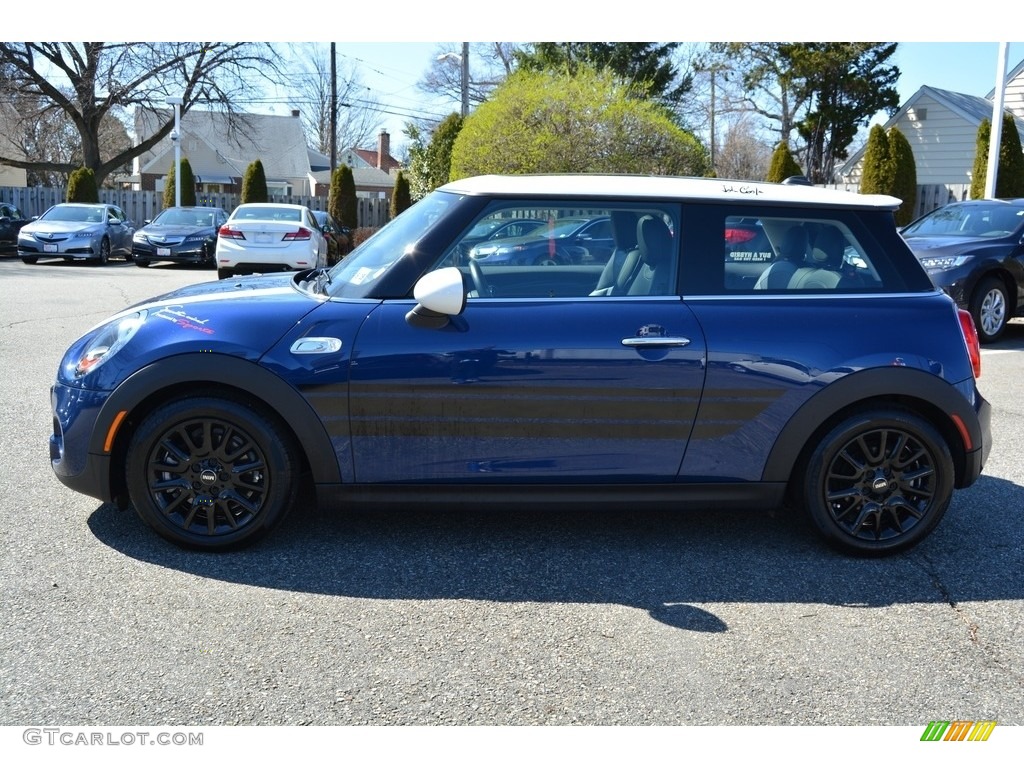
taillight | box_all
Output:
[218,225,246,240]
[725,227,757,244]
[282,227,312,241]
[957,309,982,379]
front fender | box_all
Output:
[91,353,341,485]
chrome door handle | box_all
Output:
[621,336,691,347]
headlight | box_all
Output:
[918,254,973,271]
[70,310,148,378]
[132,232,147,242]
[77,228,103,238]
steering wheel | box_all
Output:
[469,258,492,297]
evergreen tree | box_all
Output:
[390,171,412,218]
[66,167,98,202]
[241,159,268,203]
[969,114,1024,199]
[163,157,197,208]
[859,125,891,195]
[766,142,802,183]
[995,112,1024,198]
[888,127,917,226]
[178,158,197,206]
[328,165,357,229]
[969,119,991,200]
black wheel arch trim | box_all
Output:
[762,367,984,486]
[91,353,341,487]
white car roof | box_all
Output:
[438,174,901,210]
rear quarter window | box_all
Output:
[681,203,932,295]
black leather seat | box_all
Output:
[625,216,674,296]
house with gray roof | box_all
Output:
[128,108,399,200]
[834,58,1024,202]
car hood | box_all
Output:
[21,219,104,235]
[901,234,1010,259]
[64,273,326,390]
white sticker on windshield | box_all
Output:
[350,267,374,285]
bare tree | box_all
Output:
[287,44,384,155]
[0,42,282,186]
[715,112,774,181]
[418,42,519,111]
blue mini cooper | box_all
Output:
[49,175,991,555]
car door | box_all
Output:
[106,206,132,254]
[345,204,707,484]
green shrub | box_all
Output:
[766,143,802,183]
[390,171,412,217]
[329,165,357,229]
[66,167,98,203]
[241,159,268,203]
[163,158,197,208]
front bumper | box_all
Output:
[133,242,211,263]
[49,381,115,501]
[19,234,103,259]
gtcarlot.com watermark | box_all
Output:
[23,728,203,747]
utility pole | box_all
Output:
[330,42,337,172]
[460,42,470,119]
[984,43,1009,199]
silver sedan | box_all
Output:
[18,203,136,265]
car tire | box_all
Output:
[217,267,234,280]
[969,276,1008,343]
[800,408,953,557]
[534,252,564,267]
[126,396,301,551]
[21,256,37,264]
[96,237,110,266]
[135,259,150,268]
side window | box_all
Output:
[723,214,881,292]
[435,202,679,299]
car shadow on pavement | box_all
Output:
[87,472,1024,632]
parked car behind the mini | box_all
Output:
[468,216,615,266]
[900,199,1024,343]
[132,206,228,268]
[0,203,30,251]
[457,216,546,263]
[18,203,135,265]
[311,210,349,266]
[215,203,328,280]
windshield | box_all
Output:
[153,208,217,227]
[903,204,1024,238]
[326,191,459,299]
[40,205,105,223]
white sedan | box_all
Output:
[215,203,328,280]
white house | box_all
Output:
[834,58,1024,211]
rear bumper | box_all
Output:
[960,389,991,488]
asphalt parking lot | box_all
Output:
[1,256,1022,729]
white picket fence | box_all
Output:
[0,186,391,229]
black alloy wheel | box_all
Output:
[126,397,300,550]
[801,408,954,556]
[96,237,110,266]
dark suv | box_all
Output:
[48,174,991,556]
[900,199,1024,343]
